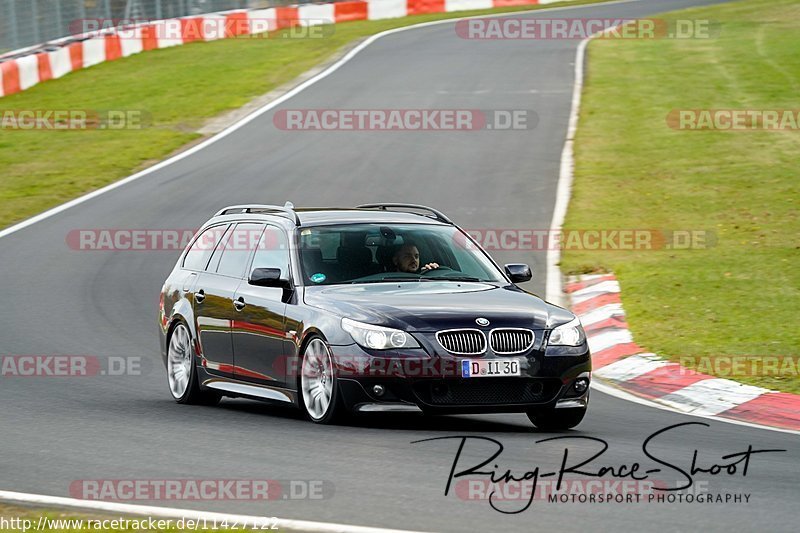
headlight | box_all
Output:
[342,318,420,350]
[548,317,586,346]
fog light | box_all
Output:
[573,378,589,393]
[373,385,385,397]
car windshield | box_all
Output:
[297,223,506,285]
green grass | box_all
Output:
[562,0,800,392]
[0,0,610,230]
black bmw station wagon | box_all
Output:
[158,203,591,429]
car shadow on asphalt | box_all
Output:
[217,398,537,433]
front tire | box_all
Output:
[167,322,220,406]
[527,407,586,430]
[299,336,344,424]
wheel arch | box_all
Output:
[295,327,330,387]
[165,306,200,371]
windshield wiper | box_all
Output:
[426,276,487,282]
[349,277,423,284]
[348,276,489,284]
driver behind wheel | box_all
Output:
[392,242,439,274]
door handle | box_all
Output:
[194,289,205,304]
[233,297,246,311]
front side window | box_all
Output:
[251,225,290,275]
[297,224,506,285]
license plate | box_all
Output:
[461,359,521,378]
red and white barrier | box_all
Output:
[447,0,496,11]
[335,2,370,22]
[368,0,408,20]
[0,0,556,99]
[298,3,336,25]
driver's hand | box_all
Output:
[420,262,439,272]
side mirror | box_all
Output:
[505,263,532,283]
[249,268,291,289]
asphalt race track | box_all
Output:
[0,0,796,531]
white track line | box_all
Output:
[544,28,589,306]
[0,490,428,533]
[544,17,642,305]
[544,8,649,305]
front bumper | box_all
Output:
[330,342,591,415]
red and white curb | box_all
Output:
[568,274,800,433]
[0,0,574,99]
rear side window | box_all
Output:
[216,223,266,278]
[206,224,234,273]
[182,225,229,271]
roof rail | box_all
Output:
[214,204,301,226]
[356,203,453,224]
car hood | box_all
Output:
[303,282,573,332]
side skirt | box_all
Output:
[202,377,298,405]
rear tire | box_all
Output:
[299,336,345,424]
[167,322,221,406]
[527,407,586,430]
